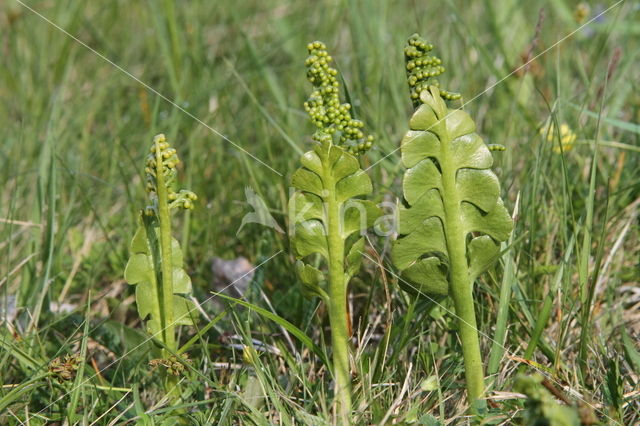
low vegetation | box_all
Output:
[1,1,638,424]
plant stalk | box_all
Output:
[154,137,178,396]
[324,159,352,424]
[439,125,485,412]
[488,239,515,377]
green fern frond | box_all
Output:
[393,83,512,411]
[125,134,197,351]
[290,42,381,422]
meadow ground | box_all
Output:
[0,0,639,424]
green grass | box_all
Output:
[1,0,639,424]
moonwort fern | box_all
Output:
[393,35,513,412]
[289,41,381,422]
[124,134,197,397]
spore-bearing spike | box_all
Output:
[304,41,374,155]
[144,134,197,212]
[405,34,461,107]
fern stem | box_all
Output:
[439,125,486,412]
[154,137,178,396]
[324,164,352,423]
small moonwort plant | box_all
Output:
[124,133,198,397]
[289,41,381,422]
[393,35,513,412]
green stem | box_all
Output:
[162,0,183,86]
[439,125,485,413]
[0,373,51,413]
[154,138,178,396]
[521,235,578,369]
[488,240,515,377]
[324,157,352,424]
[577,138,598,378]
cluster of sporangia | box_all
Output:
[144,134,197,216]
[149,354,191,376]
[48,353,82,383]
[405,34,461,106]
[303,41,374,155]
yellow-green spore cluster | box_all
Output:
[144,133,197,215]
[303,41,374,155]
[405,34,460,106]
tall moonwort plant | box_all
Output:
[393,35,513,412]
[125,134,198,398]
[289,41,381,422]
